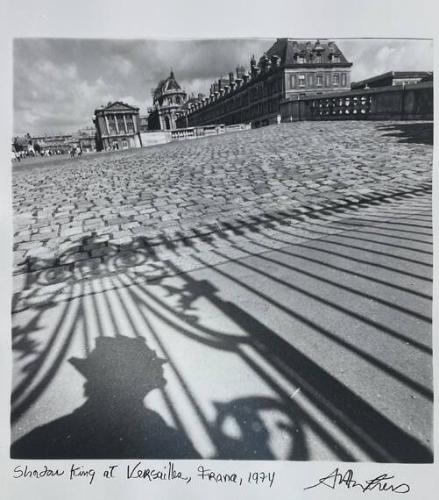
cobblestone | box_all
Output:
[12,121,432,272]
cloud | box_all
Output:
[14,57,115,134]
[13,37,433,135]
[13,37,272,134]
[337,39,433,82]
[109,55,134,77]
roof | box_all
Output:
[31,134,73,141]
[352,71,433,88]
[95,101,140,114]
[153,71,183,100]
[266,39,352,66]
[76,129,96,138]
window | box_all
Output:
[122,140,128,149]
[126,115,134,132]
[316,74,323,86]
[315,56,322,64]
[298,74,306,87]
[332,56,340,63]
[176,96,181,104]
[107,115,117,134]
[333,73,340,85]
[341,73,347,86]
[297,56,305,63]
[289,75,296,89]
[115,115,123,133]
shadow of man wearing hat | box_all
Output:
[11,335,200,459]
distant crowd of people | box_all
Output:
[12,146,83,162]
[70,146,83,157]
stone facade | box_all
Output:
[94,101,142,151]
[148,71,187,130]
[139,115,149,132]
[32,133,75,153]
[176,39,352,128]
[25,128,98,154]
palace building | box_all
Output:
[147,71,187,131]
[176,39,353,128]
[94,101,142,151]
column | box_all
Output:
[115,114,120,134]
[132,114,137,133]
[104,115,110,135]
[123,114,128,133]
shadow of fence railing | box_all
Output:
[11,190,433,462]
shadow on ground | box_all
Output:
[11,190,433,462]
[377,122,433,145]
[11,335,200,459]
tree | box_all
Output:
[13,137,23,152]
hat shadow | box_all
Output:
[11,335,200,459]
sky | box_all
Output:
[13,37,433,136]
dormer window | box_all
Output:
[332,55,340,63]
[314,55,322,64]
[297,55,305,64]
[314,40,324,53]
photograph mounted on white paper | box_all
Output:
[10,36,433,463]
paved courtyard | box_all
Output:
[11,120,433,461]
[13,121,432,275]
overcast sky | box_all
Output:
[13,38,433,136]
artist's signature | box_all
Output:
[304,468,410,494]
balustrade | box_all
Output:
[310,94,372,119]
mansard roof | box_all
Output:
[266,39,352,66]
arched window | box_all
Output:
[176,96,181,104]
[165,116,171,130]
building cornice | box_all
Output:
[283,62,353,69]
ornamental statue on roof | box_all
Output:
[147,70,187,131]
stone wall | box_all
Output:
[140,131,172,147]
[280,81,433,122]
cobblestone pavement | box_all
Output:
[13,121,432,276]
[11,191,432,460]
[13,186,431,311]
[11,119,433,460]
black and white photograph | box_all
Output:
[7,32,434,465]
